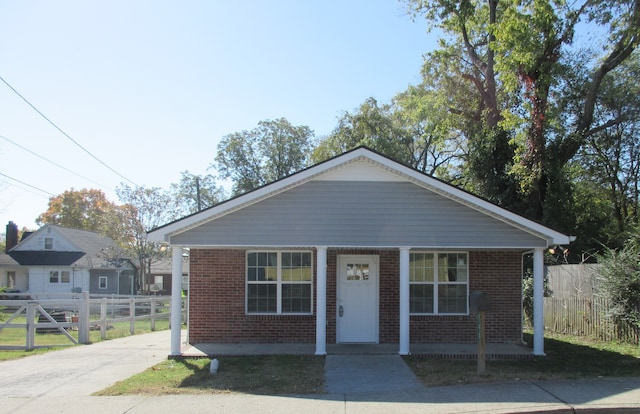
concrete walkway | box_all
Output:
[1,331,640,413]
[325,355,425,394]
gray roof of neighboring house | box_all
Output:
[8,225,136,269]
[0,253,20,267]
[8,251,85,266]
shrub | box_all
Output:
[596,230,640,343]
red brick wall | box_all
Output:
[409,251,523,343]
[188,249,316,343]
[188,249,523,345]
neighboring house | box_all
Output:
[0,221,28,292]
[3,221,138,296]
[0,249,28,292]
[148,147,572,356]
[145,255,189,295]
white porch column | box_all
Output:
[170,246,184,356]
[399,247,411,355]
[533,247,545,356]
[315,246,327,355]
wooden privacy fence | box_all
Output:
[0,292,171,351]
[544,296,639,343]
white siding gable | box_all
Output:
[13,226,80,252]
[316,159,405,182]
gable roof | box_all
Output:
[9,224,135,268]
[148,147,572,248]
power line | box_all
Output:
[0,74,140,187]
[0,171,55,197]
[0,133,114,191]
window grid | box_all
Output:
[410,252,468,315]
[49,270,71,284]
[246,251,313,315]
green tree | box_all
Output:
[116,185,175,283]
[313,98,412,164]
[596,228,640,342]
[404,0,640,230]
[578,52,640,238]
[214,118,314,196]
[169,171,226,217]
[313,94,465,179]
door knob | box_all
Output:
[339,305,344,317]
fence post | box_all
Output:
[129,297,135,335]
[78,291,90,344]
[26,301,36,351]
[100,298,107,340]
[150,298,156,331]
[183,295,188,325]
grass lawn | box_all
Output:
[97,332,640,395]
[405,332,640,387]
[0,312,170,362]
[95,355,326,396]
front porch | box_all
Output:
[181,342,533,360]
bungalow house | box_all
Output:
[3,222,138,297]
[147,147,572,357]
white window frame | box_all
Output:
[98,276,108,289]
[60,270,70,283]
[44,238,53,250]
[409,251,469,315]
[49,270,71,284]
[152,275,163,291]
[245,250,314,315]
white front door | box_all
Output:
[337,255,379,343]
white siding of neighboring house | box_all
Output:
[14,268,29,291]
[27,267,89,296]
[14,227,80,252]
[1,268,28,291]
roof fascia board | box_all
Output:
[168,244,546,250]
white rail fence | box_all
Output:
[0,292,172,350]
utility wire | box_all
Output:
[0,133,114,191]
[0,171,55,196]
[0,75,140,187]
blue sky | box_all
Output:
[0,1,435,230]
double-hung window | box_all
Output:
[410,252,468,314]
[246,251,313,314]
[49,270,70,284]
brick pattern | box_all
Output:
[188,249,523,345]
[409,251,523,343]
